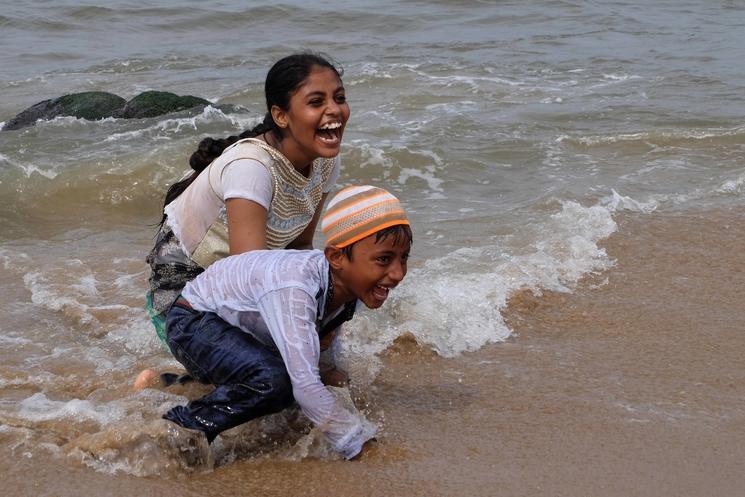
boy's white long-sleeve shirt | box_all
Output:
[181,249,375,458]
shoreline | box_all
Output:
[365,206,745,496]
[4,206,745,496]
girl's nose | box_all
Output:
[325,99,342,117]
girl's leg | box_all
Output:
[164,306,294,441]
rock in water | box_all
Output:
[115,91,211,119]
[2,91,126,131]
[2,90,213,131]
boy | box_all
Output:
[160,185,412,459]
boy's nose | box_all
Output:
[387,259,406,283]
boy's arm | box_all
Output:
[257,288,376,459]
[319,327,349,387]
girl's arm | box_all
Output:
[226,198,268,254]
[285,192,329,250]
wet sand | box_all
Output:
[5,207,745,496]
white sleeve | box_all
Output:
[257,287,376,458]
[220,158,273,210]
[323,156,341,194]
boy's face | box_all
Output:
[335,233,411,309]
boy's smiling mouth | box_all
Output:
[372,284,391,302]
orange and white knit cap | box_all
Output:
[321,185,410,248]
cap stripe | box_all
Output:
[321,185,410,248]
[322,196,399,231]
[326,185,376,208]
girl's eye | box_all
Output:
[309,99,323,106]
[335,94,346,103]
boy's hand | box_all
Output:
[320,367,349,387]
[351,438,378,460]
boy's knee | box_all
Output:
[260,369,294,407]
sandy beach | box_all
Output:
[5,207,743,496]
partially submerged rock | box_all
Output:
[2,90,213,131]
[114,91,211,119]
[3,91,126,131]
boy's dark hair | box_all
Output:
[158,52,343,226]
[341,224,413,260]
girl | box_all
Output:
[146,52,350,343]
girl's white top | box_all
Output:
[181,249,376,459]
[164,138,340,259]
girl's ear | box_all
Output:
[270,105,288,129]
[324,246,345,270]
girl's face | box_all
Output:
[272,66,350,167]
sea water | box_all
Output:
[1,0,743,492]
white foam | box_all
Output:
[0,334,32,346]
[350,141,394,170]
[602,190,659,213]
[0,372,58,389]
[335,200,618,376]
[0,247,31,271]
[19,392,127,425]
[397,166,444,192]
[424,100,478,113]
[0,153,58,179]
[348,62,395,85]
[41,115,118,129]
[21,255,157,352]
[601,73,641,82]
[102,105,256,143]
[559,125,745,146]
[24,266,98,326]
[716,173,745,194]
[633,173,745,207]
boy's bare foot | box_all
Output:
[133,368,160,390]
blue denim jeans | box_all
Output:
[163,301,294,442]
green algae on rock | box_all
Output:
[2,92,126,131]
[2,91,214,131]
[114,91,211,119]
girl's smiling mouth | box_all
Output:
[317,121,343,145]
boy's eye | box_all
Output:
[377,256,391,263]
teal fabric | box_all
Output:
[146,292,168,344]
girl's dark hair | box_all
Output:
[159,52,343,225]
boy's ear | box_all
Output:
[325,246,346,270]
